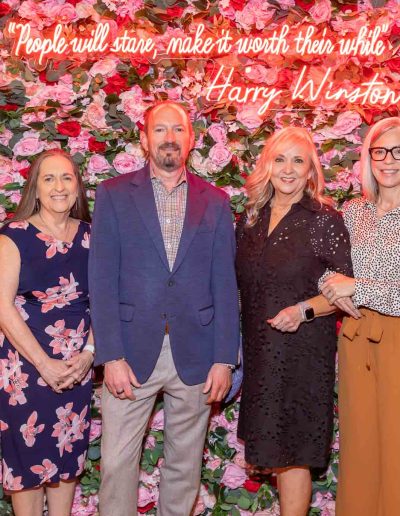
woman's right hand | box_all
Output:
[36,357,70,393]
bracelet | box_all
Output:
[83,343,95,355]
[216,363,236,370]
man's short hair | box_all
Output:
[143,101,194,135]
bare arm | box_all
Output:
[0,235,69,391]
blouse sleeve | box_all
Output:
[316,208,353,290]
[353,279,400,316]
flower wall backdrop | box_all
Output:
[0,0,399,514]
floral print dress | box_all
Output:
[0,220,92,491]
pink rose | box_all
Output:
[113,152,142,174]
[236,103,264,130]
[0,206,6,222]
[87,155,110,175]
[0,128,12,146]
[85,101,108,129]
[138,486,157,507]
[22,112,46,125]
[166,86,183,101]
[309,0,332,24]
[50,84,75,105]
[330,111,362,136]
[144,435,156,449]
[207,458,222,471]
[149,409,164,430]
[118,88,148,123]
[227,431,245,453]
[68,130,90,155]
[90,58,118,78]
[13,132,45,156]
[208,124,227,144]
[209,144,232,169]
[221,463,248,489]
[245,65,278,85]
[89,419,102,443]
[9,192,22,204]
[48,3,77,23]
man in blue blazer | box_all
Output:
[89,101,240,516]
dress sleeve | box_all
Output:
[0,221,29,257]
[316,208,353,290]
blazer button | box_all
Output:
[162,313,167,319]
[168,280,174,287]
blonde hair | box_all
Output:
[245,127,331,226]
[360,116,400,202]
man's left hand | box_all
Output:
[203,364,232,404]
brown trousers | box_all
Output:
[336,309,400,516]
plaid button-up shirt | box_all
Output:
[151,169,188,271]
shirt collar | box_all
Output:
[150,167,187,188]
[296,193,321,212]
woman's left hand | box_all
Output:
[58,350,94,390]
[267,305,303,333]
[321,273,356,304]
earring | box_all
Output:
[35,198,40,212]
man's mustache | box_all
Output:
[159,143,181,151]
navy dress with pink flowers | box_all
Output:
[0,220,92,491]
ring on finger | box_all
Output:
[116,389,124,395]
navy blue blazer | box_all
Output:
[89,165,240,385]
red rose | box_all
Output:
[243,479,262,493]
[0,103,18,111]
[103,73,130,96]
[88,137,106,153]
[391,24,400,37]
[275,69,293,88]
[66,0,80,5]
[116,14,131,26]
[165,6,184,17]
[0,3,11,16]
[338,4,358,12]
[19,167,31,179]
[231,0,246,10]
[39,70,59,84]
[137,502,155,513]
[295,0,316,10]
[6,212,15,220]
[57,121,81,137]
[130,58,150,77]
[387,58,400,74]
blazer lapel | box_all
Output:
[172,172,207,274]
[130,166,170,271]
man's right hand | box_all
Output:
[104,359,141,400]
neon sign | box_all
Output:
[5,20,400,114]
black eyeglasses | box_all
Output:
[369,146,400,161]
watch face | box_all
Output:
[305,307,315,321]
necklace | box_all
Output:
[38,212,73,243]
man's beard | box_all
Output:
[155,143,182,171]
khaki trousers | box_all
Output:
[99,335,211,516]
[336,309,400,516]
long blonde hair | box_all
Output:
[360,116,400,202]
[245,127,331,226]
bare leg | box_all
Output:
[276,466,312,516]
[11,487,44,516]
[46,479,77,516]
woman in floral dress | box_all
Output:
[0,149,94,515]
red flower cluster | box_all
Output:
[88,137,106,153]
[137,502,156,513]
[0,3,11,16]
[103,74,130,96]
[57,121,81,137]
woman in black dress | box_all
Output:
[236,127,356,516]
